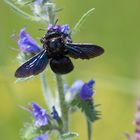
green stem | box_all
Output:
[47,0,69,133]
[87,119,92,140]
[4,0,39,21]
[40,72,53,111]
[55,74,69,132]
[47,1,56,25]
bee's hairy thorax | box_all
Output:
[40,31,72,58]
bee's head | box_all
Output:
[47,24,69,35]
[40,24,70,44]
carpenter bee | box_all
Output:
[15,24,104,78]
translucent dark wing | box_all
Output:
[15,50,49,78]
[66,43,104,59]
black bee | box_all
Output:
[15,25,104,78]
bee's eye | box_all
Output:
[49,39,60,49]
[40,38,46,44]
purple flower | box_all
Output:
[51,106,60,120]
[33,132,48,140]
[69,80,84,94]
[79,80,95,100]
[31,102,49,127]
[48,24,69,34]
[18,27,41,53]
[135,130,140,140]
[61,24,69,33]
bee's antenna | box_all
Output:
[54,19,58,26]
[38,28,46,31]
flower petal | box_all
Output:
[79,80,95,100]
[69,80,84,94]
[61,24,69,33]
[51,106,60,120]
[47,24,69,34]
[31,102,49,127]
[33,132,48,140]
[18,27,41,53]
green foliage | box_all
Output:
[20,122,52,140]
[20,123,40,140]
[71,95,100,123]
[80,100,100,123]
[4,0,36,20]
[61,132,79,140]
[72,8,95,34]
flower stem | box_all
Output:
[40,72,54,111]
[4,0,39,21]
[47,0,69,133]
[55,74,69,132]
[87,119,92,140]
[47,1,56,25]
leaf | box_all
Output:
[61,132,79,140]
[81,100,101,123]
[15,76,33,83]
[20,123,39,140]
[20,122,51,140]
[4,0,39,21]
[71,95,101,123]
[72,8,95,34]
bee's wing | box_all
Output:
[15,50,49,78]
[66,43,104,59]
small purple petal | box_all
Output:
[79,80,95,100]
[51,106,60,120]
[69,80,84,94]
[87,80,95,88]
[47,24,53,31]
[31,102,49,127]
[135,130,140,140]
[54,25,61,32]
[33,132,48,140]
[18,27,41,53]
[47,24,69,34]
[61,24,69,33]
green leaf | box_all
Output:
[81,100,101,123]
[4,0,39,21]
[20,123,39,140]
[71,95,100,123]
[72,8,95,34]
[87,119,92,140]
[15,0,35,5]
[61,132,79,140]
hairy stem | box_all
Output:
[87,119,92,140]
[47,0,69,133]
[55,74,69,132]
[40,72,53,111]
[4,0,39,21]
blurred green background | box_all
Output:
[0,0,140,140]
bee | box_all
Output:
[15,24,104,78]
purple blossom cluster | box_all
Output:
[48,24,69,34]
[30,103,59,140]
[17,24,69,54]
[126,98,140,140]
[69,79,95,100]
[135,99,140,140]
[31,102,49,127]
[18,27,41,54]
[17,24,96,140]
